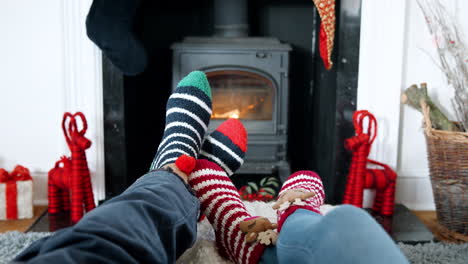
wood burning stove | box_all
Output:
[171,0,292,180]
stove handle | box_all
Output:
[256,52,270,59]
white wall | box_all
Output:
[358,0,468,210]
[0,0,104,204]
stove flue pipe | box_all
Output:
[214,0,249,37]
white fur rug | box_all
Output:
[176,202,336,264]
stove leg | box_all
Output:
[277,161,291,183]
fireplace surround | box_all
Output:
[102,0,362,204]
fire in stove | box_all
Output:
[211,97,267,119]
[208,70,274,120]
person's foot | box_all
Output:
[274,171,325,232]
[199,118,247,176]
[187,159,270,264]
[150,71,212,170]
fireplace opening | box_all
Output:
[207,70,274,120]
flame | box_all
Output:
[211,97,266,119]
[230,111,240,119]
[212,109,240,119]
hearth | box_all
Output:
[171,0,292,180]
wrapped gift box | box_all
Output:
[0,165,33,220]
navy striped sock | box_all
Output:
[150,71,212,170]
[199,118,247,176]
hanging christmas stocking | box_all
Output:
[312,0,336,70]
[86,0,148,75]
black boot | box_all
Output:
[86,0,147,75]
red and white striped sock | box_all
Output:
[276,171,325,232]
[188,159,266,264]
[200,118,247,176]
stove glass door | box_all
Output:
[207,70,275,121]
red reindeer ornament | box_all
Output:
[48,112,95,223]
[342,110,397,216]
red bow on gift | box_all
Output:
[0,165,32,219]
[0,165,32,182]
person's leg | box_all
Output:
[274,206,409,264]
[187,120,276,264]
[259,246,279,264]
[15,71,213,263]
[266,171,407,263]
[14,169,199,264]
[189,159,268,264]
[259,170,324,264]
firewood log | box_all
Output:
[401,83,460,132]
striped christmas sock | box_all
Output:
[150,71,212,170]
[275,171,325,232]
[200,118,247,176]
[188,159,266,264]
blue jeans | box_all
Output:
[14,170,200,264]
[261,206,409,264]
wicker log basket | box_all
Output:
[422,102,468,238]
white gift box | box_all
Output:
[0,180,33,220]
